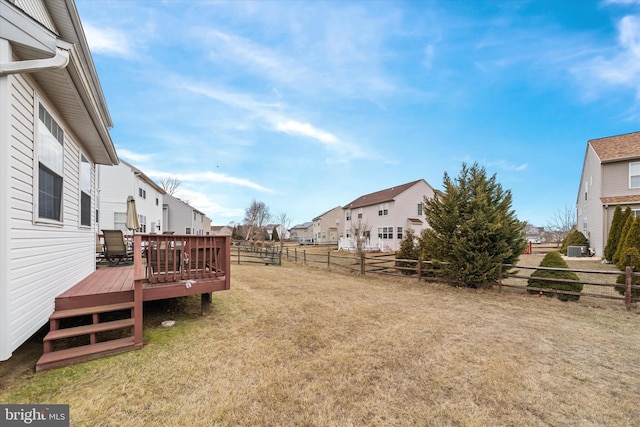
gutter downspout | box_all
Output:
[0,40,72,76]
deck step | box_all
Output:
[36,337,141,372]
[50,301,134,320]
[44,318,135,342]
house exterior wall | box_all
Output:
[1,67,97,360]
[163,193,205,235]
[96,162,164,235]
[1,0,117,361]
[577,145,603,255]
[577,140,640,258]
[312,206,342,244]
[343,180,434,252]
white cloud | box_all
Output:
[149,169,274,193]
[83,22,134,58]
[487,160,528,172]
[275,120,339,145]
[116,148,154,164]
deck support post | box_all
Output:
[201,292,211,315]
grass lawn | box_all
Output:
[1,263,639,426]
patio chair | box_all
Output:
[102,229,134,266]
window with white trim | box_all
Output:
[37,103,64,222]
[378,203,389,216]
[630,162,640,188]
[417,203,423,216]
[378,227,392,239]
[138,214,147,233]
[358,208,363,219]
[80,155,91,226]
[346,210,351,221]
[114,212,126,233]
[397,227,403,239]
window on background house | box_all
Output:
[138,214,147,233]
[358,208,363,219]
[186,227,191,234]
[583,217,588,234]
[114,212,126,233]
[397,227,403,239]
[156,197,159,206]
[632,209,640,218]
[417,203,423,216]
[80,155,91,226]
[584,180,588,201]
[37,104,64,221]
[630,162,640,188]
[138,180,147,199]
[346,210,351,221]
[378,203,388,216]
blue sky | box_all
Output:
[76,0,640,227]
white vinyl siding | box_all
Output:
[4,75,96,360]
[12,0,56,32]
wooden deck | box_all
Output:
[36,234,231,371]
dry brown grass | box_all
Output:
[1,263,640,426]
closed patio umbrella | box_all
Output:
[126,195,140,232]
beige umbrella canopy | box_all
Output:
[126,195,140,232]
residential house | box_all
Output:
[264,223,289,241]
[210,225,233,236]
[97,160,165,235]
[290,222,314,243]
[341,179,436,252]
[577,132,640,258]
[163,193,207,235]
[0,0,118,360]
[312,206,343,245]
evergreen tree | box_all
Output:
[395,229,419,275]
[615,215,640,270]
[527,251,582,301]
[422,162,526,287]
[604,206,626,262]
[614,247,640,298]
[613,211,635,267]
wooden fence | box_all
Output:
[279,248,639,311]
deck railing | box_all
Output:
[132,234,230,285]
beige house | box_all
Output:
[290,222,314,243]
[312,206,342,245]
[341,179,436,252]
[576,132,640,258]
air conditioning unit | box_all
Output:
[567,246,586,257]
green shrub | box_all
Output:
[559,230,589,255]
[527,251,582,301]
[614,248,640,298]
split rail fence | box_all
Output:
[275,248,639,311]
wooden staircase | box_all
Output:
[36,301,142,372]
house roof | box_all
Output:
[589,132,640,163]
[291,222,313,230]
[1,0,118,165]
[600,195,640,205]
[344,179,426,209]
[121,160,166,194]
[312,206,342,221]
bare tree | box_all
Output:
[243,199,271,242]
[275,211,292,250]
[349,217,372,255]
[159,177,181,195]
[545,205,576,246]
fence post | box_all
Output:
[304,250,307,265]
[237,246,241,264]
[294,248,297,263]
[626,266,632,312]
[417,257,422,282]
[327,250,331,270]
[360,252,365,275]
[498,266,503,293]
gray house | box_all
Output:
[163,193,207,235]
[576,132,640,258]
